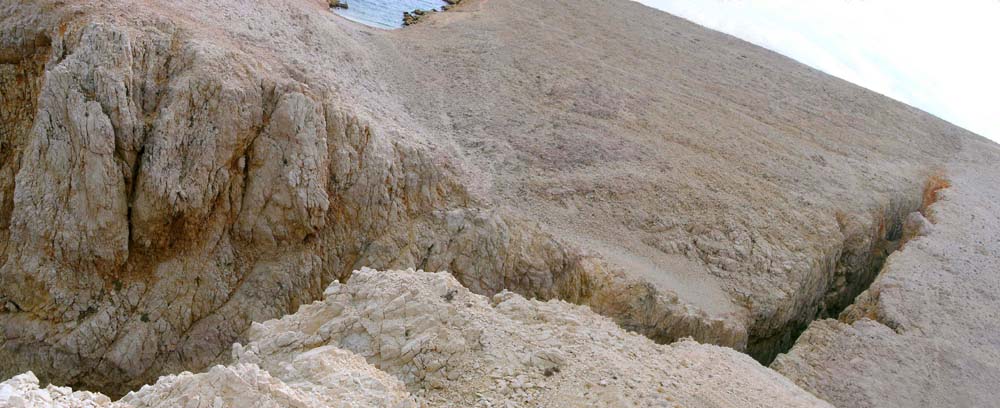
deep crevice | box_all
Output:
[749,207,909,365]
[749,175,949,365]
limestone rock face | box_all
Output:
[1,352,415,408]
[772,155,1000,408]
[0,3,526,394]
[0,12,455,392]
[2,269,831,407]
[2,0,999,401]
[235,268,829,407]
[0,372,115,408]
[119,359,415,408]
[0,0,736,393]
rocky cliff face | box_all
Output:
[1,11,452,391]
[773,155,1000,407]
[2,0,999,404]
[0,0,731,395]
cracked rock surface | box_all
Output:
[0,0,607,394]
[236,268,830,407]
[2,0,999,402]
[773,145,1000,407]
[0,372,114,408]
[2,269,831,407]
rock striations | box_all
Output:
[2,0,999,406]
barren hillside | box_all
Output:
[1,0,998,406]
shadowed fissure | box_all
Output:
[0,36,50,324]
[748,176,950,365]
[0,8,960,402]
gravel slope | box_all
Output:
[367,0,988,360]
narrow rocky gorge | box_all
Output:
[2,0,999,406]
[747,176,944,363]
[771,154,1000,407]
[0,3,727,395]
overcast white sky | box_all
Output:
[638,0,1000,143]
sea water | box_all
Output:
[333,0,448,29]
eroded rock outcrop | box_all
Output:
[380,0,977,366]
[2,269,831,407]
[0,14,450,392]
[0,0,715,395]
[2,357,416,408]
[235,268,828,406]
[0,372,115,408]
[0,5,509,394]
[2,0,997,400]
[773,153,1000,407]
[120,356,415,408]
